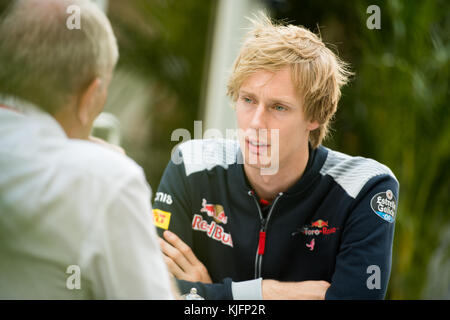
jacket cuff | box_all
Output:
[231,278,263,300]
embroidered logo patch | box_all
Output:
[200,198,228,224]
[370,189,396,223]
[152,209,171,230]
[192,214,233,247]
[301,220,338,236]
[292,219,338,252]
[306,238,315,251]
[310,219,329,228]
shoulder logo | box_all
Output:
[154,192,173,205]
[370,189,396,223]
[152,209,171,230]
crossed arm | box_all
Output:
[158,230,330,300]
[85,139,327,299]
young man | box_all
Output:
[154,14,399,300]
[0,0,174,299]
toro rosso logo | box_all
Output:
[301,219,338,236]
[200,198,228,224]
[291,219,338,252]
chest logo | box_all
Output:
[306,238,315,251]
[311,219,328,228]
[200,198,228,224]
[301,219,338,236]
[192,214,233,247]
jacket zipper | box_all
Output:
[248,191,284,279]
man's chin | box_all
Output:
[246,162,280,176]
[243,154,280,175]
[244,159,272,168]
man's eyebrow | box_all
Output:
[266,97,298,107]
[238,90,299,107]
[238,90,256,97]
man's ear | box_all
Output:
[77,77,103,126]
[307,119,320,131]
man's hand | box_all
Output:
[159,230,212,284]
[262,279,330,300]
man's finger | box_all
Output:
[158,236,192,272]
[163,230,201,266]
[160,232,213,284]
[162,255,185,280]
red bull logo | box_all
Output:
[200,198,228,224]
[311,219,328,228]
[192,214,233,247]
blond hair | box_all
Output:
[227,13,352,148]
[0,0,118,114]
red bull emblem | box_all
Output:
[311,219,328,228]
[192,214,233,247]
[200,198,228,224]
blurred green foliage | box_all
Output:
[271,0,449,298]
[108,0,216,187]
[352,0,449,299]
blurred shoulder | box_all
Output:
[319,146,398,199]
[175,138,240,176]
[62,139,146,184]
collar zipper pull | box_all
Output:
[258,230,266,255]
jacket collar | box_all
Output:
[0,94,68,140]
[232,143,329,197]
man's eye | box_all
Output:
[243,97,252,104]
[274,105,286,111]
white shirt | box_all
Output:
[0,97,174,299]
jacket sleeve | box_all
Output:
[152,151,194,246]
[325,174,399,299]
[152,148,235,300]
[80,170,174,299]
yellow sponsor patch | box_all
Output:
[152,209,171,230]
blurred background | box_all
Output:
[1,0,448,299]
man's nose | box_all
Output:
[249,104,267,129]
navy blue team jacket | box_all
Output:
[152,139,399,299]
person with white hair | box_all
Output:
[0,0,175,299]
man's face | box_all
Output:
[235,67,318,174]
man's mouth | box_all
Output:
[246,138,270,155]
